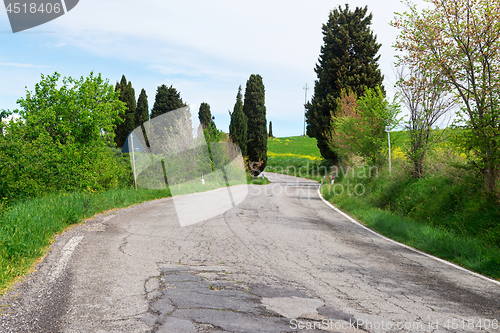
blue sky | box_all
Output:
[0,0,427,137]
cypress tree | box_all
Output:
[243,74,267,172]
[268,121,273,138]
[114,75,136,147]
[150,84,186,119]
[198,102,218,142]
[198,102,212,128]
[135,88,149,128]
[135,88,150,147]
[229,86,247,156]
[306,4,383,162]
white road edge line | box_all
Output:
[317,186,500,287]
[48,235,84,282]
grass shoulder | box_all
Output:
[320,162,500,280]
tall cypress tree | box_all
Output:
[150,84,186,119]
[198,102,217,142]
[306,4,383,162]
[114,75,136,147]
[198,102,214,128]
[243,74,267,172]
[268,121,273,138]
[135,88,149,128]
[229,86,247,156]
[135,88,149,147]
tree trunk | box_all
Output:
[484,160,498,194]
[413,158,424,179]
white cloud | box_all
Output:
[0,62,52,68]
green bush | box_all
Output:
[0,72,129,208]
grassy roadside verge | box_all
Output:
[319,164,500,280]
[0,187,171,295]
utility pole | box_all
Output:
[130,133,137,190]
[303,83,309,136]
[385,125,391,175]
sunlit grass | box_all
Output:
[268,136,322,159]
[266,136,330,180]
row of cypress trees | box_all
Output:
[116,4,382,169]
[114,79,187,148]
[113,75,149,147]
[114,74,268,174]
[229,74,268,173]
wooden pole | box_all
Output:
[386,126,391,175]
[131,133,137,190]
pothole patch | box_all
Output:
[261,296,325,319]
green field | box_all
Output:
[266,136,330,180]
[268,136,322,160]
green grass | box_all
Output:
[320,162,500,279]
[268,136,322,159]
[321,190,500,278]
[248,175,271,185]
[267,136,331,181]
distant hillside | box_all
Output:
[267,136,321,160]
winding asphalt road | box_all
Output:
[1,173,499,333]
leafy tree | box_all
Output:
[0,109,11,135]
[0,72,128,201]
[16,72,125,146]
[395,66,455,178]
[331,87,400,165]
[268,121,273,138]
[135,88,149,127]
[150,84,186,119]
[392,0,500,192]
[306,4,384,162]
[243,74,267,173]
[229,85,247,156]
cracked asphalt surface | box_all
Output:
[0,173,499,332]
